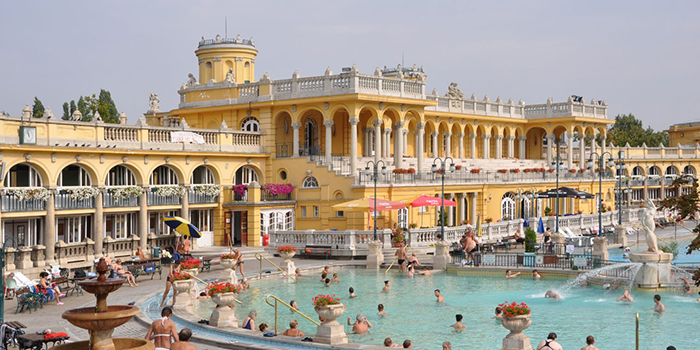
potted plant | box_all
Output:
[277,245,297,260]
[220,253,237,269]
[171,272,194,298]
[544,206,552,216]
[497,169,508,174]
[408,223,418,229]
[408,168,416,174]
[484,217,493,223]
[510,168,520,173]
[569,168,577,173]
[499,301,532,337]
[455,165,462,170]
[208,281,240,327]
[180,258,201,276]
[392,232,405,247]
[470,168,481,174]
[313,294,345,324]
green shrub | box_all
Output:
[659,241,679,259]
[525,227,537,253]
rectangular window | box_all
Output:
[313,206,319,218]
[191,209,214,232]
[336,211,344,217]
[57,215,92,243]
[105,213,137,240]
[418,206,427,213]
[301,206,307,218]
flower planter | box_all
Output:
[182,268,199,277]
[279,251,296,260]
[171,280,193,310]
[220,258,236,270]
[501,315,532,350]
[209,292,238,328]
[314,304,348,345]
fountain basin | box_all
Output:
[629,252,674,288]
[79,279,126,295]
[50,338,154,350]
[62,306,140,330]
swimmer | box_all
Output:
[653,294,665,314]
[322,265,330,275]
[377,303,388,316]
[681,277,692,294]
[616,289,634,302]
[332,272,341,283]
[289,300,298,310]
[347,314,373,334]
[320,273,327,282]
[505,270,520,279]
[532,270,541,280]
[450,314,467,331]
[382,280,391,293]
[434,289,444,303]
[493,307,503,321]
[384,337,400,347]
[324,278,331,287]
[544,290,561,299]
[295,268,301,278]
[197,292,209,300]
[349,287,356,298]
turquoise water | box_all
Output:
[609,236,700,264]
[191,269,699,350]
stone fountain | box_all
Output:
[628,199,674,288]
[52,258,154,350]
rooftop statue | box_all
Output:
[225,68,235,84]
[148,93,160,112]
[186,73,198,88]
[445,82,464,99]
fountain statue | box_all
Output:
[52,258,154,350]
[628,199,674,288]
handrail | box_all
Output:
[184,271,242,304]
[254,253,296,282]
[265,294,320,333]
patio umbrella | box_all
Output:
[404,195,457,207]
[537,217,545,234]
[163,215,202,238]
[523,217,530,228]
[332,198,406,212]
[475,214,482,237]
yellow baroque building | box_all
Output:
[0,34,692,274]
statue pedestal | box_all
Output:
[279,252,297,276]
[314,304,348,345]
[366,241,384,269]
[592,237,609,261]
[629,252,674,288]
[433,241,451,270]
[501,315,533,350]
[614,226,628,247]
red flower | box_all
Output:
[277,245,297,253]
[180,258,201,270]
[312,294,341,307]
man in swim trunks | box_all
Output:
[396,243,408,272]
[434,289,444,303]
[347,314,373,334]
[653,294,665,314]
[544,290,561,299]
[170,328,195,350]
[616,289,634,302]
[382,280,391,293]
[145,307,179,350]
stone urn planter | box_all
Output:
[182,268,199,277]
[209,292,238,328]
[501,315,532,350]
[279,251,296,260]
[314,304,348,345]
[278,249,297,276]
[171,280,193,310]
[220,258,236,270]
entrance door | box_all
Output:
[232,211,248,246]
[304,118,318,155]
[398,208,408,229]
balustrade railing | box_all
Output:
[188,190,219,204]
[55,192,95,210]
[147,190,182,206]
[357,169,607,186]
[103,192,139,208]
[0,194,46,212]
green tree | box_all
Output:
[524,227,537,253]
[69,100,77,117]
[606,114,669,147]
[62,102,70,120]
[658,175,700,285]
[31,97,45,118]
[97,89,119,123]
[77,96,90,121]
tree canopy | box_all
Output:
[31,97,45,118]
[61,89,120,123]
[606,114,668,147]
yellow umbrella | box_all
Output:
[163,215,202,238]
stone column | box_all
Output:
[94,190,104,258]
[292,122,301,157]
[455,193,464,224]
[431,131,439,158]
[362,128,369,157]
[44,191,56,265]
[579,137,586,170]
[374,120,382,162]
[507,136,514,158]
[591,137,597,156]
[139,191,148,253]
[446,194,454,226]
[592,237,609,261]
[495,135,503,159]
[416,123,425,174]
[384,129,391,158]
[350,118,359,173]
[324,120,334,160]
[470,133,477,159]
[182,187,189,220]
[445,132,452,158]
[546,135,553,165]
[394,122,404,168]
[482,134,491,159]
[457,133,464,158]
[567,134,574,169]
[433,241,451,270]
[403,129,408,156]
[601,136,607,157]
[366,240,384,269]
[518,136,526,159]
[470,193,477,225]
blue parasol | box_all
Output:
[523,217,530,228]
[537,217,545,233]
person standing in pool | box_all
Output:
[384,337,399,347]
[347,314,373,334]
[382,280,391,293]
[581,335,599,350]
[395,244,408,272]
[544,290,561,299]
[450,314,467,331]
[505,270,520,279]
[532,270,541,280]
[654,294,665,314]
[377,303,388,316]
[617,289,634,302]
[145,307,179,350]
[332,272,341,283]
[349,287,357,298]
[160,260,182,308]
[537,332,563,350]
[434,289,444,303]
[680,277,692,294]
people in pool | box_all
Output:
[680,277,692,294]
[349,287,357,298]
[616,289,634,302]
[347,314,373,334]
[382,280,391,293]
[434,289,444,303]
[377,303,388,315]
[395,244,408,272]
[242,310,256,330]
[581,335,599,350]
[505,270,520,279]
[653,294,665,314]
[493,307,503,321]
[537,332,563,350]
[450,314,467,331]
[324,278,331,287]
[282,320,305,338]
[289,300,298,310]
[544,290,561,299]
[332,272,340,283]
[320,273,327,282]
[384,337,400,347]
[532,270,541,280]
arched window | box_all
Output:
[665,167,678,176]
[244,61,250,68]
[684,165,695,176]
[302,176,319,188]
[648,166,660,176]
[191,166,215,184]
[632,166,644,176]
[150,166,179,185]
[58,165,91,187]
[234,166,259,185]
[3,164,42,187]
[241,117,260,132]
[521,196,532,219]
[106,165,137,186]
[501,193,515,220]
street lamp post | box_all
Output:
[432,157,455,241]
[587,150,624,236]
[365,160,387,241]
[553,138,561,233]
[616,157,626,225]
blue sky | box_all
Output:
[1,1,698,131]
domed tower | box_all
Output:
[195,34,258,84]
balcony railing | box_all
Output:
[356,169,608,186]
[188,190,219,204]
[103,192,139,208]
[260,191,292,201]
[0,194,46,212]
[147,190,182,206]
[55,192,95,210]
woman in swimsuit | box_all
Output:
[39,272,64,305]
[234,249,245,279]
[160,260,182,308]
[115,259,138,287]
[242,310,257,330]
[282,320,304,338]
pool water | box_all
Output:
[609,236,700,264]
[194,269,699,349]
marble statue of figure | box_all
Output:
[641,199,659,253]
[148,93,160,112]
[446,82,464,99]
[186,73,198,87]
[225,68,235,83]
[236,34,242,43]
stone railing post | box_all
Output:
[16,247,33,270]
[4,248,16,272]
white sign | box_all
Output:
[535,255,544,265]
[574,257,588,267]
[171,131,205,144]
[482,254,496,265]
